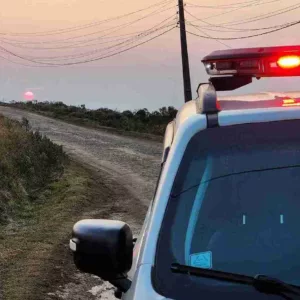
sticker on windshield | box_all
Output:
[190,251,212,269]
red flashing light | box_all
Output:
[277,55,300,69]
[202,46,300,78]
[282,98,300,107]
[283,99,295,104]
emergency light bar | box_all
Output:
[202,45,300,78]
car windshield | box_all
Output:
[154,119,300,300]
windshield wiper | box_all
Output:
[171,263,300,299]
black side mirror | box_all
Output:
[70,219,133,292]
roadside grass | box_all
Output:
[0,113,148,300]
[0,115,66,224]
[0,161,96,300]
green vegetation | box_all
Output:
[0,161,98,300]
[3,101,178,136]
[0,116,98,300]
[0,115,66,223]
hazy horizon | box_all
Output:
[1,0,300,111]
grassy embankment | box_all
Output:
[0,116,103,300]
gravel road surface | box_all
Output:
[0,106,162,300]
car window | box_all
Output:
[154,119,300,299]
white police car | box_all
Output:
[70,45,300,299]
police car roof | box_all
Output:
[218,91,300,110]
[175,90,300,130]
[218,91,300,101]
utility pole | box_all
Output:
[178,0,192,102]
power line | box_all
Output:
[184,9,231,48]
[187,0,282,22]
[42,26,177,66]
[0,28,153,44]
[0,52,48,67]
[1,14,177,51]
[1,3,175,44]
[186,19,300,40]
[0,29,152,48]
[0,34,132,50]
[185,6,300,33]
[0,26,176,66]
[188,0,299,25]
[0,4,176,45]
[185,0,275,9]
[0,9,177,66]
[25,23,176,61]
[0,0,174,37]
[217,2,300,26]
[187,24,232,48]
[187,20,300,32]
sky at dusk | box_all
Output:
[0,0,300,111]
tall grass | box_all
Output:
[0,115,66,223]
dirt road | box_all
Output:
[0,106,162,300]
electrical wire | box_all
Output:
[186,19,300,40]
[188,23,232,48]
[186,0,282,22]
[0,27,158,44]
[0,26,176,66]
[0,35,132,50]
[186,0,298,25]
[187,20,300,32]
[42,25,177,66]
[0,52,48,67]
[0,0,174,37]
[1,2,175,44]
[0,0,176,66]
[1,14,177,51]
[25,23,176,61]
[217,2,300,26]
[0,3,175,45]
[185,8,300,35]
[0,29,151,49]
[184,10,231,48]
[185,0,278,9]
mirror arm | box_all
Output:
[109,275,132,293]
[132,237,137,246]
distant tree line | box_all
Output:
[4,101,178,136]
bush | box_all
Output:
[6,101,178,136]
[0,116,66,223]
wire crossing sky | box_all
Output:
[0,0,300,110]
[0,0,300,66]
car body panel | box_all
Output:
[123,264,172,300]
[128,202,153,280]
